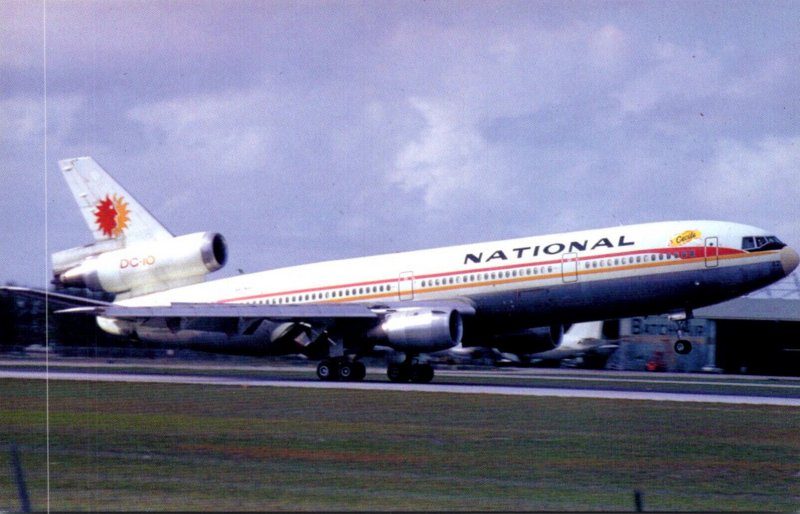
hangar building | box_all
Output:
[607,272,800,375]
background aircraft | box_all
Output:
[445,321,618,368]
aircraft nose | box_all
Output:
[781,246,800,275]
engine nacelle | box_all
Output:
[368,308,463,352]
[57,232,227,295]
[488,324,564,355]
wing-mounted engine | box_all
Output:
[486,324,565,355]
[367,307,463,353]
[53,232,227,297]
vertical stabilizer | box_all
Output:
[58,157,173,244]
[563,321,604,342]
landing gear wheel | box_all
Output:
[387,363,410,382]
[338,362,354,381]
[351,361,366,381]
[317,360,338,381]
[387,363,434,383]
[674,339,692,355]
[410,364,434,383]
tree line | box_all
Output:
[0,285,120,352]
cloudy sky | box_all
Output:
[2,0,799,289]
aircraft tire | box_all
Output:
[674,339,692,355]
[387,363,410,382]
[410,364,434,383]
[338,362,354,380]
[351,361,366,381]
[317,360,338,381]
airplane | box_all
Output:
[5,156,798,383]
[445,321,617,367]
[524,320,620,367]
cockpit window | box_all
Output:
[742,235,786,252]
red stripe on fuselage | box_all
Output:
[218,246,751,304]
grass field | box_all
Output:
[2,378,799,511]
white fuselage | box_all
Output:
[106,220,797,352]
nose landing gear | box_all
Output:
[669,310,693,355]
[674,339,693,355]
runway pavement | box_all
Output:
[2,361,800,406]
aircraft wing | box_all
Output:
[2,285,475,323]
[58,299,476,320]
[0,286,111,310]
[63,302,380,321]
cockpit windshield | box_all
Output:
[741,235,786,252]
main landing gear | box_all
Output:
[316,359,367,382]
[315,352,435,383]
[387,356,435,383]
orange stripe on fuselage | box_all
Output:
[220,247,767,305]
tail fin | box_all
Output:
[563,321,604,342]
[58,157,173,244]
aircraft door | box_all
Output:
[561,253,579,283]
[704,237,719,268]
[398,271,414,300]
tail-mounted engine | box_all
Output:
[53,232,227,296]
[367,307,463,353]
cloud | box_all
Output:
[0,1,42,69]
[0,96,43,144]
[616,42,724,114]
[702,136,800,205]
[127,89,276,175]
[389,98,502,212]
[0,94,85,147]
[695,135,800,245]
[382,21,635,221]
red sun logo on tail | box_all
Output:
[94,194,130,238]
